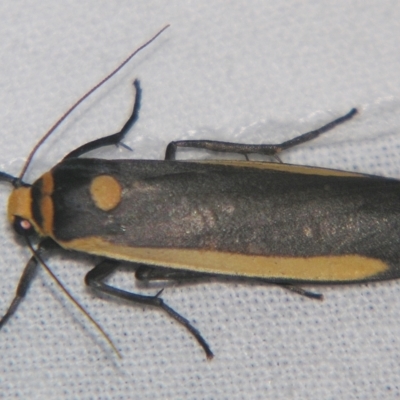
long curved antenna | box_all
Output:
[19,24,170,181]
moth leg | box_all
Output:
[0,238,56,329]
[136,266,324,300]
[165,108,357,160]
[277,283,323,300]
[64,79,142,159]
[85,260,214,359]
[0,255,38,329]
[135,265,211,282]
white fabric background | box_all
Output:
[1,1,400,399]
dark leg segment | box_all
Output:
[136,266,323,300]
[85,260,214,359]
[64,80,142,159]
[165,108,357,160]
[0,256,38,329]
[135,265,211,281]
[0,238,56,329]
[277,284,323,300]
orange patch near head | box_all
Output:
[90,175,122,211]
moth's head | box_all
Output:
[6,170,54,238]
[0,172,39,237]
[8,186,37,236]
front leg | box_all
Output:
[64,80,142,159]
[0,238,57,329]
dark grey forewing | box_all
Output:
[50,158,400,268]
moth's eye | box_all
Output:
[13,216,36,236]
